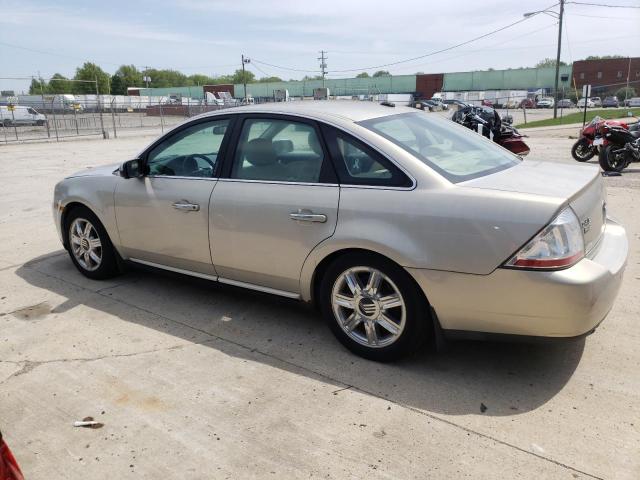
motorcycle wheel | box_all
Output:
[571,138,595,162]
[599,145,628,172]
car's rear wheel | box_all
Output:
[319,253,429,361]
[64,206,120,280]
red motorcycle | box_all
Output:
[571,116,629,162]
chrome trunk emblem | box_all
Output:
[582,217,592,234]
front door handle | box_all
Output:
[290,210,327,223]
[172,201,200,212]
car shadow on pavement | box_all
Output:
[16,252,585,418]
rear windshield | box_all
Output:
[359,112,520,183]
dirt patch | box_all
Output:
[11,302,51,320]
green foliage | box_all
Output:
[257,76,283,83]
[534,58,568,68]
[302,74,323,81]
[583,55,624,61]
[372,70,391,77]
[356,72,370,78]
[73,62,110,94]
[516,108,640,128]
[48,73,73,93]
[28,78,47,95]
[615,86,636,100]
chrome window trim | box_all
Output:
[146,175,218,181]
[216,178,338,187]
[129,258,300,299]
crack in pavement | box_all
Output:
[0,342,213,386]
[17,260,604,480]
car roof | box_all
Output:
[199,100,416,123]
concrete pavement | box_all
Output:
[0,132,638,479]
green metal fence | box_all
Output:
[442,66,573,91]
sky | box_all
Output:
[1,0,639,93]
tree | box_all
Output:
[302,75,323,81]
[48,73,73,93]
[257,76,283,83]
[583,55,624,61]
[187,74,216,86]
[73,62,110,94]
[372,70,391,77]
[230,69,255,85]
[356,72,370,78]
[28,78,48,95]
[615,86,636,100]
[535,58,567,68]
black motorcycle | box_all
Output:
[452,105,530,156]
[599,123,640,172]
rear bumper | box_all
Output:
[408,217,628,338]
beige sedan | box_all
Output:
[53,102,628,361]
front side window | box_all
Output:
[232,118,325,182]
[146,119,229,177]
[359,112,520,183]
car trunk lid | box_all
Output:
[462,160,606,254]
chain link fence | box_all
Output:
[0,95,239,143]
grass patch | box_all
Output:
[516,108,640,129]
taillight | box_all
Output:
[504,207,584,270]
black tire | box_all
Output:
[64,206,120,280]
[319,253,430,362]
[571,138,595,162]
[2,119,11,127]
[599,145,627,172]
[36,120,45,126]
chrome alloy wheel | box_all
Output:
[331,267,406,348]
[69,218,102,271]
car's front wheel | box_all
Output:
[65,206,120,280]
[320,253,429,361]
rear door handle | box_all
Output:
[290,211,327,223]
[172,202,200,211]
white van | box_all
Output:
[0,105,47,126]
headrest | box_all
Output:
[307,132,323,156]
[244,138,277,167]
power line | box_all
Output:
[567,1,640,7]
[252,3,560,75]
[250,58,317,73]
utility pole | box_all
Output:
[626,56,631,103]
[318,50,328,88]
[552,0,565,119]
[241,55,251,101]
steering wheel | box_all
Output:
[184,154,216,177]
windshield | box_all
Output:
[359,112,520,183]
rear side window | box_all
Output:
[231,118,326,183]
[323,127,411,187]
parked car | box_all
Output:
[0,431,24,480]
[52,102,627,361]
[429,97,449,110]
[536,97,555,109]
[591,97,602,107]
[625,97,640,107]
[412,99,440,112]
[557,99,574,108]
[577,98,596,108]
[0,105,47,126]
[602,96,620,108]
[519,98,536,109]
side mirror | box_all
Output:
[119,159,145,179]
[212,125,227,135]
